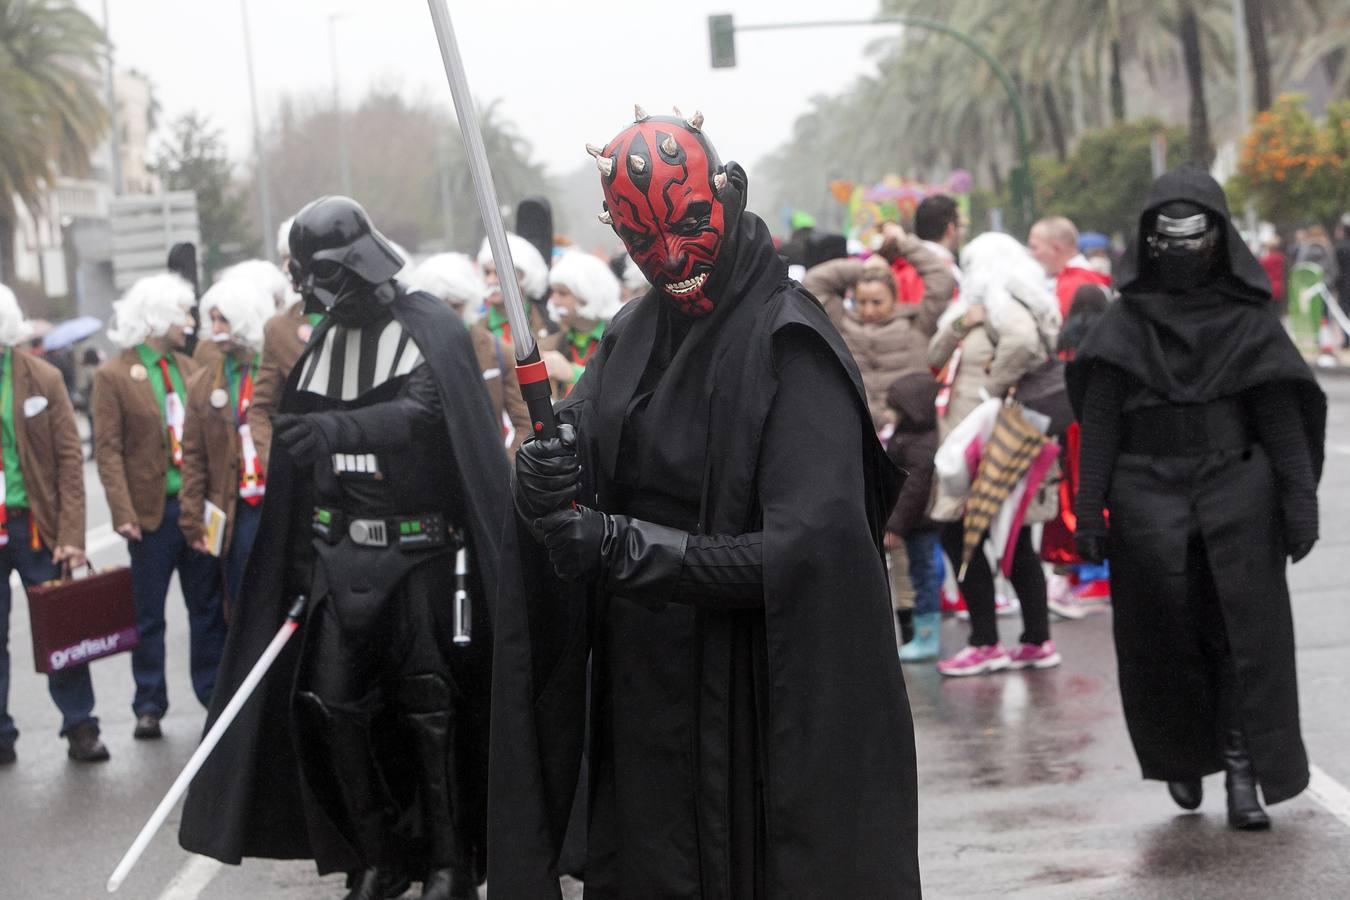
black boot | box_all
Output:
[897,609,915,645]
[399,675,477,900]
[344,867,412,900]
[1223,728,1271,831]
[1166,779,1203,811]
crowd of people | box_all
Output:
[0,108,1335,897]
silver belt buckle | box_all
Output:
[348,518,388,547]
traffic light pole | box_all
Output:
[713,15,1037,232]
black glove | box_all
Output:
[538,505,609,581]
[1076,530,1108,565]
[514,423,580,521]
[1289,540,1315,563]
[273,413,339,467]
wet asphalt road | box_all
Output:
[2,379,1349,900]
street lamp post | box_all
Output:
[711,15,1037,233]
[329,13,353,197]
[101,0,123,196]
[240,0,275,261]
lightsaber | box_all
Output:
[106,596,307,893]
[425,0,557,441]
[453,543,471,646]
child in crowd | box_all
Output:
[885,370,943,660]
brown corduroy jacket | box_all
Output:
[248,303,309,474]
[469,320,531,459]
[7,350,85,550]
[93,348,198,532]
[179,355,253,554]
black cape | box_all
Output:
[488,214,920,897]
[179,289,510,873]
[1066,166,1326,803]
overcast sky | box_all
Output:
[83,0,888,177]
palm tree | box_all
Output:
[0,0,108,284]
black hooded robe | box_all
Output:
[488,214,920,898]
[1067,166,1326,804]
[178,290,509,875]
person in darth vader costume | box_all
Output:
[178,196,507,900]
[492,108,920,898]
[1069,164,1325,830]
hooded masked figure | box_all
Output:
[181,196,510,900]
[1067,164,1325,830]
[495,109,919,898]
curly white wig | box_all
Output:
[216,259,291,312]
[106,273,196,349]
[0,284,34,348]
[478,232,548,300]
[200,276,273,354]
[410,253,488,321]
[549,251,621,321]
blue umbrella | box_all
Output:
[42,315,103,351]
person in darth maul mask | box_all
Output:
[491,107,920,898]
[179,196,513,900]
[1068,164,1326,831]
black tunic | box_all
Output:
[1067,165,1326,804]
[488,214,920,898]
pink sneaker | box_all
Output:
[937,643,1011,677]
[1008,640,1062,670]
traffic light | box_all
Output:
[709,14,736,68]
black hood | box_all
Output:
[1118,163,1269,302]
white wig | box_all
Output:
[216,259,291,311]
[107,273,196,349]
[276,216,295,260]
[549,250,621,321]
[410,253,487,321]
[944,232,1061,343]
[478,232,548,300]
[200,276,272,354]
[0,284,34,348]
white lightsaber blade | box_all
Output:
[106,598,307,893]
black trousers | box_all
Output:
[941,523,1049,647]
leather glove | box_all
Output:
[1076,530,1108,565]
[1289,540,1315,563]
[538,505,608,581]
[514,423,580,521]
[273,413,339,467]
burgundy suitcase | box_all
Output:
[27,565,138,674]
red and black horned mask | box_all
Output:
[591,106,742,318]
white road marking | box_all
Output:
[155,854,223,900]
[1308,764,1350,830]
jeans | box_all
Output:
[905,530,942,616]
[0,511,97,748]
[128,497,226,717]
[224,500,263,608]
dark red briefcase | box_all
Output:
[27,565,138,675]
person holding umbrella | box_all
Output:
[928,233,1063,676]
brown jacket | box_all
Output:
[179,356,249,552]
[93,348,198,532]
[192,336,223,370]
[248,303,310,473]
[469,320,531,459]
[804,235,954,337]
[537,316,603,402]
[7,351,85,550]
